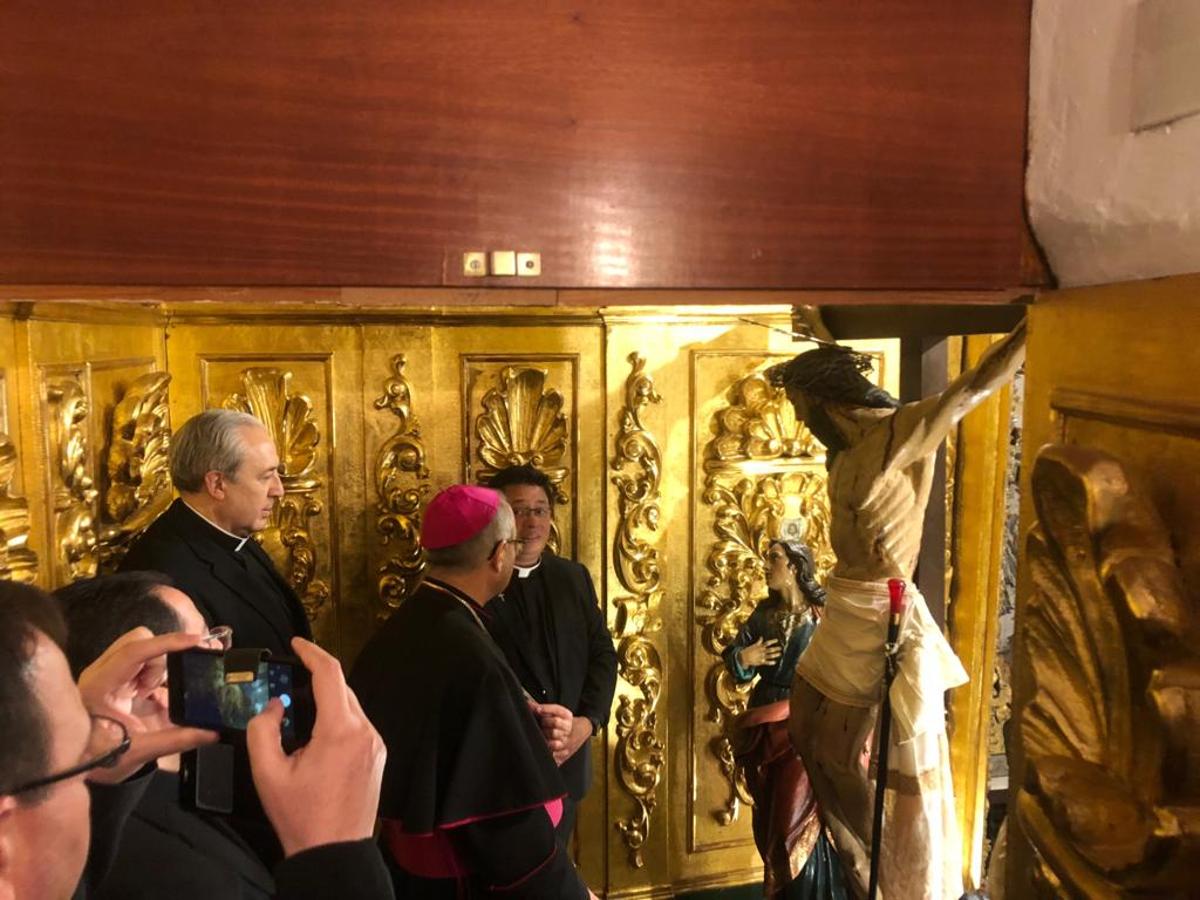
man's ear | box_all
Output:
[203,470,226,500]
[0,794,20,900]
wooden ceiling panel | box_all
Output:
[0,2,1035,289]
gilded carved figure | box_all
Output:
[1017,444,1200,898]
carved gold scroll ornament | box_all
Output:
[99,371,173,570]
[374,354,430,616]
[46,373,99,584]
[225,369,329,619]
[611,353,666,868]
[1017,444,1200,897]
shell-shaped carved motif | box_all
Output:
[475,367,569,495]
[1017,444,1200,897]
[224,368,328,619]
[710,373,820,463]
[225,369,319,483]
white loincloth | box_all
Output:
[795,576,968,745]
[795,575,967,897]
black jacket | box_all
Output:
[485,554,617,799]
[119,499,311,654]
[76,769,393,900]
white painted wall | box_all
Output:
[1027,0,1200,287]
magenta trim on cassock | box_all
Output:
[383,796,565,879]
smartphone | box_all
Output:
[168,648,315,749]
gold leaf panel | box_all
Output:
[611,353,666,869]
[225,368,329,619]
[374,354,430,617]
[1017,444,1200,897]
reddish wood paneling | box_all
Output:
[0,2,1035,289]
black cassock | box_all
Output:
[349,578,588,899]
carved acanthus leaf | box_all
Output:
[611,353,666,868]
[1018,444,1200,896]
[225,369,329,618]
[374,354,430,616]
[99,371,173,569]
[47,373,99,584]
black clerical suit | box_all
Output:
[350,578,589,899]
[74,768,394,900]
[119,499,310,654]
[483,554,617,840]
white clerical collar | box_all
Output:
[181,499,251,552]
[514,559,542,579]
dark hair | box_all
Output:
[767,540,826,608]
[0,581,68,799]
[53,572,182,678]
[486,465,554,506]
[766,347,899,411]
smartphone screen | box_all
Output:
[169,648,313,746]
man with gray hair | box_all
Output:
[120,409,309,654]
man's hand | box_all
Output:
[529,702,576,763]
[559,716,593,766]
[247,637,386,858]
[77,627,218,783]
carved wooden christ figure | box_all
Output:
[767,321,1026,900]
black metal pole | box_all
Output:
[868,578,907,900]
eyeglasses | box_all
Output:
[9,714,130,795]
[489,537,526,559]
[511,506,551,520]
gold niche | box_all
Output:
[224,368,330,620]
[374,354,431,616]
[1017,444,1200,896]
[45,371,99,585]
[98,371,173,570]
[611,353,666,869]
[697,367,833,825]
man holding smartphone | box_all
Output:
[0,579,392,900]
